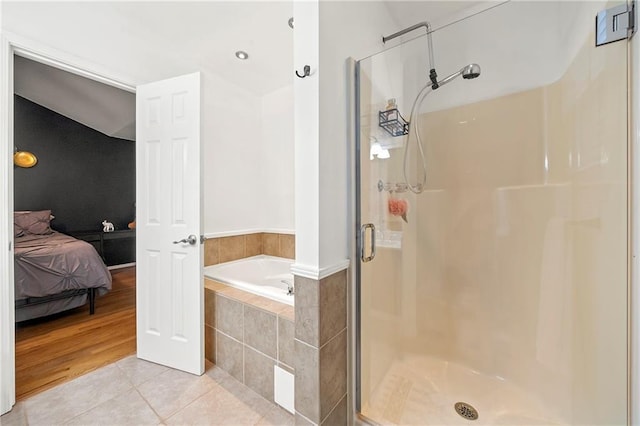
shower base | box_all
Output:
[361,355,565,425]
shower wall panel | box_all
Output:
[410,27,627,424]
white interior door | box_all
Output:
[136,72,203,375]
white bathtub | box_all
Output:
[204,255,294,306]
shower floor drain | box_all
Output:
[454,402,479,421]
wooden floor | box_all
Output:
[15,267,136,400]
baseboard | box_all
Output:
[291,259,350,280]
[108,262,136,270]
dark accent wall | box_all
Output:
[14,95,135,233]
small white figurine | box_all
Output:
[102,220,114,232]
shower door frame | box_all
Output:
[353,58,364,417]
[630,26,640,426]
[351,14,640,426]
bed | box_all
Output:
[14,210,112,322]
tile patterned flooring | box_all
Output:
[1,355,294,426]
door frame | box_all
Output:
[0,33,135,415]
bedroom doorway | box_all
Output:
[1,42,205,416]
[12,54,138,400]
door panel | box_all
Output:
[356,2,629,424]
[136,72,203,375]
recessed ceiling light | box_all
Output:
[288,17,294,29]
[235,51,249,60]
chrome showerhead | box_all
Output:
[435,63,482,88]
[462,63,481,79]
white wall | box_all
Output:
[294,0,399,273]
[1,2,295,237]
[202,70,265,234]
[205,81,295,236]
[313,1,397,271]
[293,0,320,269]
[261,84,295,232]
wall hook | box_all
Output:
[296,65,311,78]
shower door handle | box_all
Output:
[360,223,376,262]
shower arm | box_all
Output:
[382,21,439,89]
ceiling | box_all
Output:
[10,1,489,141]
[10,2,295,142]
[109,1,294,96]
[14,56,137,141]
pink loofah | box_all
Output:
[388,198,408,223]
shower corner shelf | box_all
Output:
[379,108,409,137]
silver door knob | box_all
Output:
[173,234,197,245]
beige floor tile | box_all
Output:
[116,355,170,387]
[0,401,27,426]
[165,386,263,426]
[205,364,281,423]
[137,367,217,420]
[205,364,233,382]
[206,365,275,416]
[65,388,160,425]
[14,355,286,426]
[255,405,295,426]
[212,369,274,416]
[24,363,133,425]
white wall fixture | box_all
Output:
[274,365,295,414]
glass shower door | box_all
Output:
[356,1,629,424]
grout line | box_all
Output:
[242,234,247,258]
[295,337,318,350]
[319,327,347,350]
[216,328,243,345]
[242,303,246,383]
[242,302,246,346]
[276,313,280,362]
[133,386,164,423]
[319,393,347,425]
[244,299,283,317]
[242,340,246,384]
[159,386,217,424]
[115,357,139,389]
[244,342,278,363]
[296,410,318,426]
[21,401,30,426]
[134,361,218,423]
[216,236,220,266]
[56,371,136,425]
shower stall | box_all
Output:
[355,1,629,424]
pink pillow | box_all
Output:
[14,210,53,235]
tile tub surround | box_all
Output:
[205,279,295,406]
[294,269,348,426]
[0,355,294,426]
[205,232,295,266]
